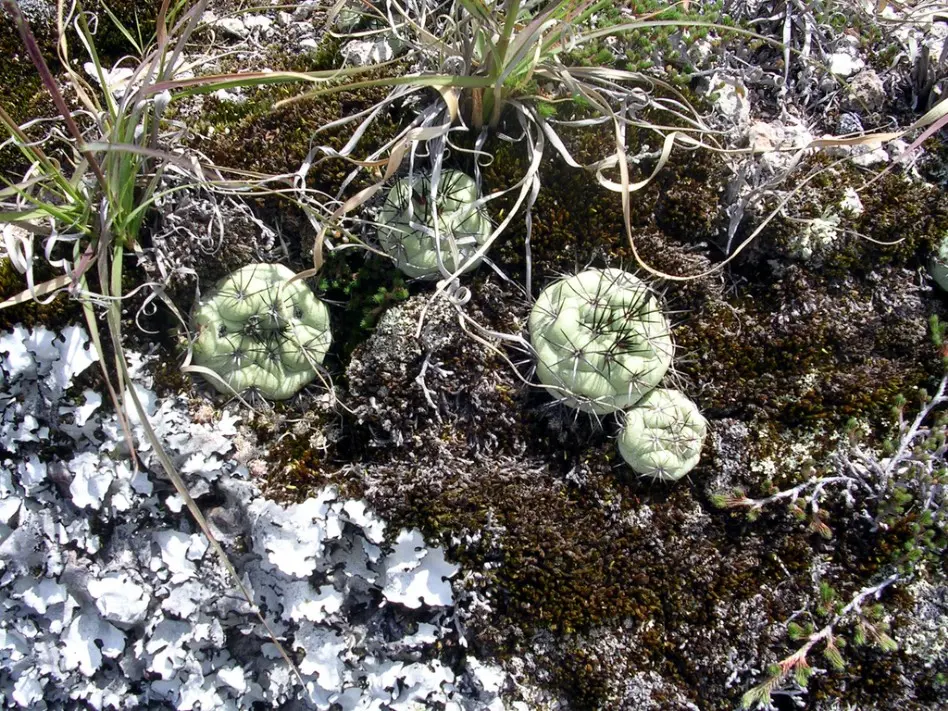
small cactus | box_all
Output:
[377,169,492,280]
[529,268,673,414]
[191,263,332,400]
[929,233,948,292]
[618,388,707,481]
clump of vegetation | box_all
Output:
[317,250,410,360]
[717,317,948,708]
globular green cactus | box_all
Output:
[930,233,948,292]
[618,388,707,481]
[377,169,492,280]
[529,268,674,414]
[191,263,332,400]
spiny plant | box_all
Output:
[930,232,948,292]
[528,267,673,414]
[191,263,332,400]
[618,387,707,480]
[377,169,492,279]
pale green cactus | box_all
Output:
[191,263,332,400]
[528,268,674,414]
[377,169,492,280]
[618,388,707,481]
[930,233,948,292]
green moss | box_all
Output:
[0,14,52,180]
[0,1,160,180]
[0,258,82,332]
[195,41,403,196]
[764,160,948,276]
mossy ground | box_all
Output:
[249,96,947,707]
[0,258,81,332]
[4,6,947,707]
[0,1,159,179]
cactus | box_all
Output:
[529,268,674,414]
[618,388,707,481]
[191,263,332,400]
[377,169,492,280]
[930,233,948,292]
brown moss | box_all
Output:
[676,264,938,426]
[196,44,405,198]
[481,123,726,296]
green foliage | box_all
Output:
[823,644,846,671]
[318,250,410,359]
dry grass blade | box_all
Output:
[0,275,73,308]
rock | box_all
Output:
[215,17,248,39]
[828,50,865,77]
[837,112,864,135]
[747,120,814,173]
[851,145,889,167]
[842,69,886,112]
[342,39,397,66]
[243,15,273,33]
[748,121,783,153]
[706,73,751,127]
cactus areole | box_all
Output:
[618,388,707,481]
[191,263,332,400]
[377,169,492,280]
[529,268,674,414]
